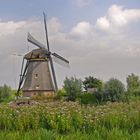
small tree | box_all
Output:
[104,78,125,102]
[63,76,82,101]
[126,73,140,95]
[0,84,11,102]
[83,76,103,91]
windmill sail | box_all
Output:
[43,12,50,51]
[43,12,58,91]
[49,56,58,91]
[52,53,69,68]
[27,33,46,49]
[52,53,69,64]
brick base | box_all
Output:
[23,91,55,97]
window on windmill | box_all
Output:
[36,85,39,89]
[35,74,38,79]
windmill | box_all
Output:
[17,13,69,97]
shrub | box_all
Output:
[103,78,125,102]
[126,73,140,95]
[0,84,12,102]
[79,93,96,105]
[63,77,82,101]
[55,89,67,100]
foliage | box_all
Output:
[0,84,12,102]
[63,77,82,101]
[0,129,56,140]
[2,74,140,139]
[15,90,23,99]
[126,73,140,95]
[55,88,67,100]
[83,76,103,91]
[1,129,140,140]
[79,93,96,105]
[0,101,140,139]
[94,91,104,104]
[103,78,125,102]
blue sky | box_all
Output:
[0,0,140,88]
[0,0,139,23]
[0,0,139,31]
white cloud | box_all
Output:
[96,4,140,31]
[0,9,140,88]
[0,21,26,36]
[69,21,93,38]
[96,17,110,30]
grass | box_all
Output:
[0,129,140,140]
[0,100,140,139]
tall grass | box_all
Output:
[0,129,140,140]
[0,101,140,139]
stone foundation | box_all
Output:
[23,90,55,98]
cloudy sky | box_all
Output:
[0,0,140,89]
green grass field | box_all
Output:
[0,101,140,140]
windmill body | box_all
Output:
[22,49,54,97]
[17,13,69,98]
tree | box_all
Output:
[104,78,125,102]
[0,84,11,102]
[63,77,82,101]
[83,76,103,91]
[126,73,140,95]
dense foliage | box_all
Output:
[63,77,82,101]
[127,73,140,96]
[61,74,140,104]
[0,84,13,102]
[0,101,140,139]
[83,76,103,91]
[103,78,125,102]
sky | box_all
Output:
[0,0,140,89]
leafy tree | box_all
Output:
[0,84,11,102]
[104,78,125,102]
[63,77,82,101]
[126,73,140,95]
[83,76,103,91]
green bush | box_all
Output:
[0,84,12,103]
[79,93,96,105]
[55,89,67,100]
[63,77,82,101]
[126,73,140,95]
[103,78,125,102]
